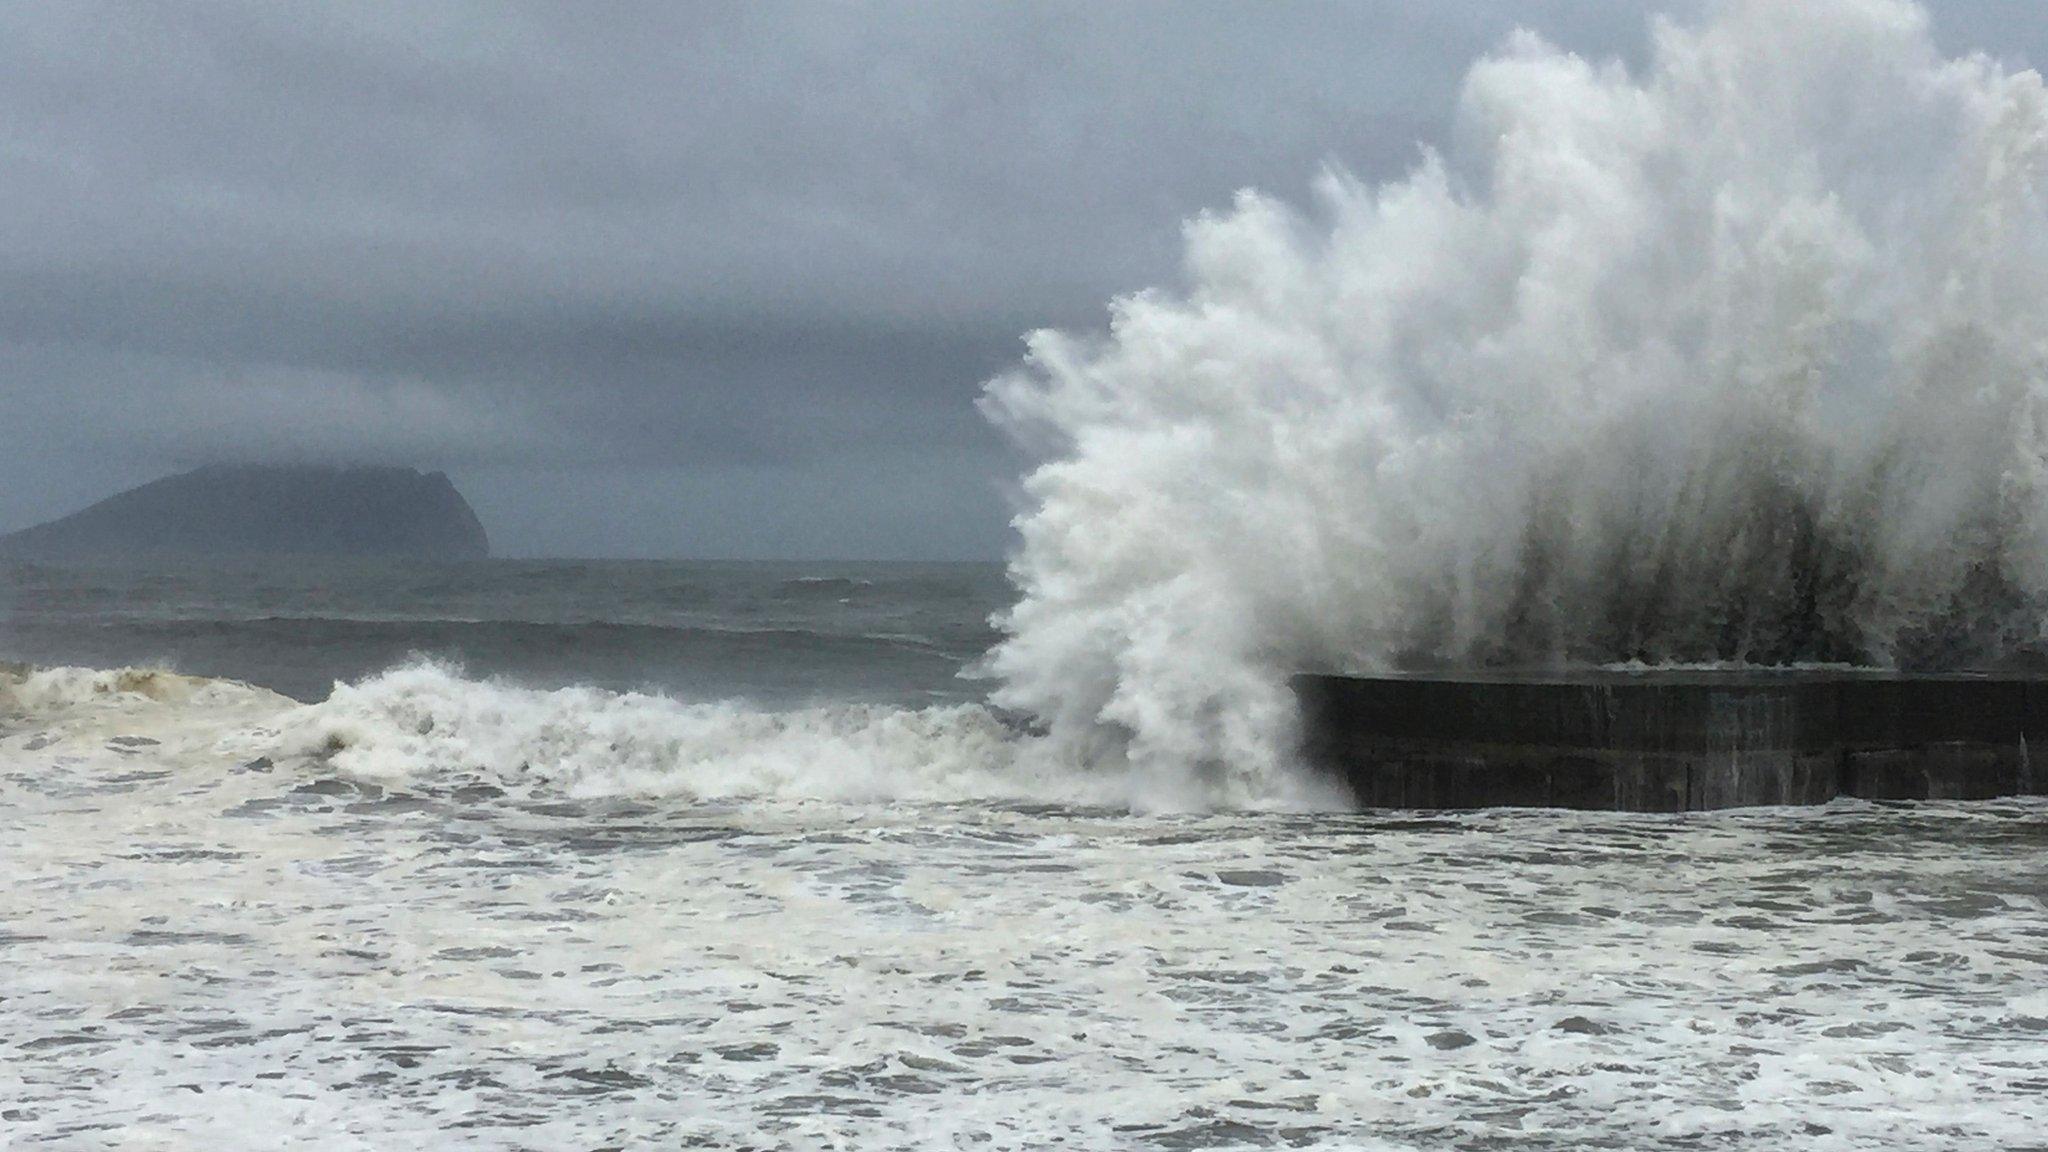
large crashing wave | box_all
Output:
[983,0,2048,794]
[275,662,1127,806]
[1,661,1135,808]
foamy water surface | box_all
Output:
[3,667,2044,1150]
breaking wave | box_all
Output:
[267,662,1209,807]
[984,0,2048,790]
[0,661,1341,810]
[0,662,286,720]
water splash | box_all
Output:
[273,661,1123,807]
[983,0,2048,799]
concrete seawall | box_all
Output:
[1294,672,2048,811]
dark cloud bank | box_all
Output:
[1,1,2035,558]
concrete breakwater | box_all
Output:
[1295,672,2048,811]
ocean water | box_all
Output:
[12,4,2048,1144]
[0,559,1006,707]
[2,559,2045,1150]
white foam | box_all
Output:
[0,659,1343,811]
[1,663,254,715]
[984,0,2048,801]
[3,700,2043,1149]
[0,663,294,744]
[271,660,1148,807]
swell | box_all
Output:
[0,616,991,705]
[10,615,977,656]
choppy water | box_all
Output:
[2,564,2046,1149]
[0,559,1003,705]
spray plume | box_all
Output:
[983,0,2048,805]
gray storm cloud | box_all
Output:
[1,1,2031,557]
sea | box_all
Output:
[1,559,2045,1150]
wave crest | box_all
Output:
[0,663,285,721]
[276,661,1142,806]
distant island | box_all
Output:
[0,465,490,562]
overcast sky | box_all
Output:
[0,1,2036,558]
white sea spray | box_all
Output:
[985,0,2048,803]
